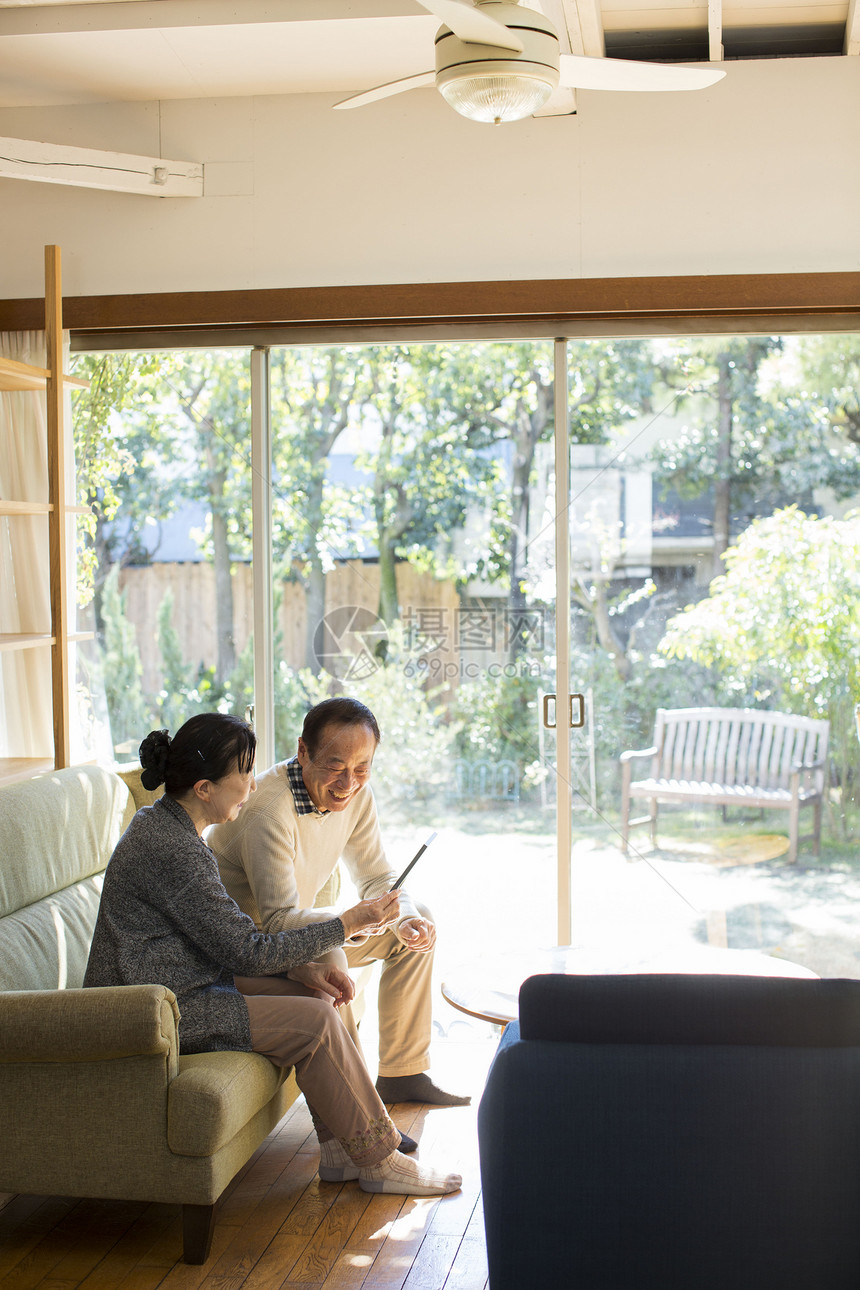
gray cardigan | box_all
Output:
[84,795,346,1053]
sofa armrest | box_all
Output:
[0,984,179,1063]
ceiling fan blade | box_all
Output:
[417,0,524,53]
[334,71,436,110]
[559,54,725,92]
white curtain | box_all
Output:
[0,331,112,766]
[0,331,54,759]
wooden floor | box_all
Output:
[0,1041,496,1290]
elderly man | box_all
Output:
[209,696,468,1108]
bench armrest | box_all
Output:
[0,984,179,1063]
[620,746,658,764]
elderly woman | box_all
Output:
[84,712,460,1197]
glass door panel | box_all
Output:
[268,340,561,1028]
[564,332,860,979]
[72,348,254,759]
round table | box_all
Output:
[440,943,818,1026]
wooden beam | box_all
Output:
[846,0,860,55]
[545,0,604,59]
[532,0,577,115]
[0,137,203,198]
[1,272,858,338]
[709,0,724,61]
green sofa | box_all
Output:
[0,764,318,1263]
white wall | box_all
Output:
[1,55,859,299]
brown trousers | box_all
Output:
[235,974,399,1167]
[319,899,435,1078]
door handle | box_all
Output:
[542,693,585,729]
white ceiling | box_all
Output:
[0,0,857,110]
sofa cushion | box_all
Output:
[0,765,131,918]
[518,973,860,1048]
[0,875,104,990]
[168,1050,288,1156]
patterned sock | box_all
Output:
[358,1151,462,1197]
[318,1131,418,1181]
[318,1138,358,1182]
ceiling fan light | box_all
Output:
[440,72,553,123]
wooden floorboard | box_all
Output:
[0,1041,496,1290]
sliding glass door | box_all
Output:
[74,327,860,987]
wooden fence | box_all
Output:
[118,560,461,696]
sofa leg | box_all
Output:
[182,1203,217,1264]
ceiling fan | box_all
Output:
[334,0,725,125]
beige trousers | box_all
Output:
[236,974,399,1167]
[319,899,435,1078]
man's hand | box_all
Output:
[341,891,401,940]
[396,916,436,953]
[288,961,356,1007]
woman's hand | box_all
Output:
[340,890,401,940]
[288,961,356,1007]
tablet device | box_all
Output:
[390,831,437,890]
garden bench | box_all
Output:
[620,707,830,863]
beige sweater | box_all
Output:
[209,761,418,936]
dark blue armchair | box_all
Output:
[478,973,860,1290]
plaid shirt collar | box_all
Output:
[286,756,328,816]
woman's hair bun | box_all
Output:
[139,729,171,790]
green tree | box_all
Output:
[659,506,860,830]
[71,351,165,607]
[270,348,365,672]
[99,565,149,750]
[652,337,860,577]
[154,589,196,729]
[91,351,254,687]
[479,340,658,659]
[354,345,508,628]
[792,334,860,445]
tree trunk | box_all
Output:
[713,353,733,579]
[508,451,531,662]
[304,557,326,675]
[586,580,631,681]
[303,474,327,673]
[211,499,236,685]
[377,530,399,627]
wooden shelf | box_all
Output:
[0,501,52,515]
[0,502,91,516]
[0,632,93,650]
[1,245,89,775]
[0,355,89,392]
[0,356,50,391]
[0,632,54,653]
[0,757,54,786]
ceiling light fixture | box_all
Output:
[435,2,560,124]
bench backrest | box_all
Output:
[653,707,829,790]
